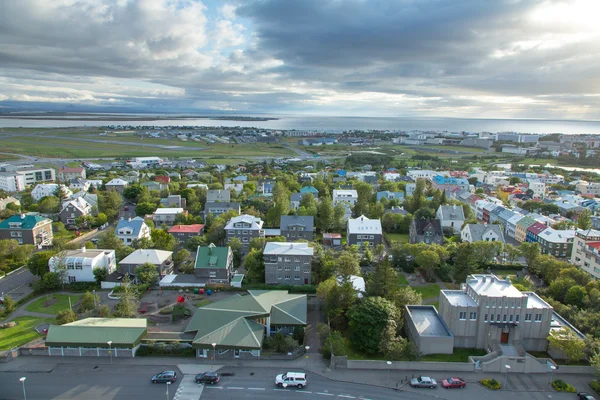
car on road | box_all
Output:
[410,376,437,388]
[195,371,219,385]
[151,370,177,383]
[124,206,129,211]
[275,372,307,388]
[441,377,466,389]
[577,393,597,400]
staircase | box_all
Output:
[499,344,518,356]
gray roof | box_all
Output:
[204,202,240,212]
[437,205,465,221]
[290,193,303,202]
[207,189,231,202]
[280,215,314,232]
[463,223,505,242]
[119,249,172,265]
[405,306,452,337]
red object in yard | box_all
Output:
[138,303,147,314]
[199,289,204,294]
[177,295,185,303]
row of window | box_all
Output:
[276,266,310,272]
[277,275,303,280]
[10,231,23,237]
[356,235,375,240]
[458,311,544,323]
[486,300,522,309]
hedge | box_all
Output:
[551,379,576,392]
[480,379,500,390]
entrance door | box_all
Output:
[501,332,509,344]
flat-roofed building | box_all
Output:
[404,305,454,355]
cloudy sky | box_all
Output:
[1,0,600,119]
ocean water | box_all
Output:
[1,114,600,134]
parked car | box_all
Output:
[195,371,219,385]
[410,376,437,388]
[577,393,597,400]
[151,370,177,383]
[275,372,307,388]
[441,377,466,389]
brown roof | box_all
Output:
[60,167,84,173]
[168,224,205,233]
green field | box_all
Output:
[412,284,441,300]
[25,294,83,315]
[397,273,409,285]
[424,145,486,153]
[0,316,55,350]
[194,299,212,308]
[385,233,409,243]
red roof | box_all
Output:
[155,176,171,184]
[587,242,600,250]
[168,224,204,233]
[323,233,342,239]
[527,222,548,235]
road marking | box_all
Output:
[248,388,265,390]
[317,393,334,396]
[297,391,312,394]
[338,396,355,399]
[227,387,244,390]
[204,386,223,389]
[274,388,291,392]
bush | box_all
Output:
[67,282,100,292]
[96,305,111,317]
[159,307,173,315]
[552,379,576,392]
[322,330,347,359]
[480,379,501,390]
[293,326,305,344]
[57,309,78,325]
[271,332,299,353]
[136,343,195,357]
[590,380,600,395]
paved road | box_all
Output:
[0,364,183,400]
[0,267,36,302]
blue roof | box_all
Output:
[377,191,405,201]
[300,186,319,194]
[432,175,468,185]
[336,169,347,177]
[116,217,146,236]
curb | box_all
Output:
[0,266,26,281]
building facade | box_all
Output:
[0,214,53,246]
[49,248,116,283]
[225,214,265,253]
[115,217,151,245]
[347,215,383,248]
[332,189,358,206]
[193,244,233,284]
[264,242,313,285]
[280,215,315,242]
[436,205,465,234]
[152,208,185,227]
[409,218,443,245]
[571,229,600,279]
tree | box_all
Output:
[332,202,347,232]
[12,244,35,265]
[503,244,521,265]
[244,249,265,283]
[337,251,361,279]
[2,294,15,312]
[366,261,398,298]
[578,210,592,230]
[27,251,54,277]
[390,286,422,329]
[112,275,139,317]
[151,229,176,251]
[38,196,60,214]
[228,237,243,268]
[57,309,78,325]
[97,229,123,251]
[135,262,159,285]
[123,184,143,201]
[564,285,587,308]
[348,297,400,355]
[0,239,19,259]
[135,202,156,217]
[98,190,123,220]
[93,267,109,284]
[54,185,70,203]
[79,291,99,312]
[318,197,334,232]
[322,330,348,359]
[547,327,585,364]
[173,248,191,267]
[185,235,206,252]
[519,242,541,270]
[95,213,108,226]
[415,250,440,281]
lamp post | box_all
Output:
[19,377,26,400]
[386,361,392,386]
[504,364,511,390]
[107,341,113,364]
[166,381,171,400]
[212,343,217,371]
[549,365,557,387]
[305,345,310,368]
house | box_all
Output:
[193,244,234,284]
[436,205,465,234]
[168,224,204,242]
[225,215,265,253]
[31,184,73,201]
[141,181,167,192]
[571,229,600,279]
[49,248,116,283]
[105,178,128,194]
[537,228,575,259]
[527,180,546,199]
[376,191,405,202]
[118,249,173,278]
[347,215,383,248]
[461,224,505,243]
[224,183,244,195]
[332,189,358,206]
[280,215,315,242]
[184,290,307,359]
[387,206,409,215]
[59,197,93,226]
[515,216,537,243]
[0,214,53,246]
[526,222,548,243]
[152,208,185,227]
[58,167,86,181]
[206,189,231,203]
[264,242,314,285]
[159,195,186,209]
[505,213,525,240]
[115,217,151,245]
[405,183,417,197]
[203,202,240,219]
[431,175,470,192]
[290,193,303,210]
[299,186,319,198]
[258,179,275,194]
[154,175,171,185]
[323,233,342,247]
[68,178,90,192]
[0,196,20,212]
[409,218,443,245]
[182,169,200,180]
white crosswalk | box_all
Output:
[173,375,205,400]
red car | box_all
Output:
[442,377,466,389]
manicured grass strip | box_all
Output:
[385,233,409,243]
[194,299,212,308]
[25,294,83,315]
[0,316,55,350]
[397,273,409,285]
[421,348,487,362]
[412,284,441,300]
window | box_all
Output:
[517,302,521,309]
[295,266,300,271]
[284,274,291,279]
[525,313,532,321]
[293,257,300,263]
[535,314,542,322]
[510,301,515,308]
[515,315,520,322]
[459,312,466,320]
[469,312,477,320]
[294,275,300,280]
[497,314,501,322]
[490,314,495,322]
[484,314,488,322]
[503,315,507,322]
[491,300,496,307]
[209,272,216,278]
[284,266,291,271]
[277,266,282,270]
[509,315,513,322]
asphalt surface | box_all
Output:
[0,267,36,302]
[0,364,182,400]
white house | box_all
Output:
[461,224,505,243]
[49,248,116,283]
[527,180,546,199]
[332,189,358,206]
[436,205,465,234]
[152,208,184,226]
[116,217,151,245]
[31,184,73,201]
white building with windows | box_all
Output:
[49,248,116,283]
[31,184,72,201]
[332,189,358,206]
[115,217,151,245]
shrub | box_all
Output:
[590,380,600,395]
[136,343,195,357]
[159,307,173,315]
[552,379,576,392]
[96,305,111,317]
[57,309,78,325]
[480,379,501,390]
[322,330,347,359]
[293,326,305,344]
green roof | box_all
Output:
[185,291,306,350]
[231,275,244,283]
[517,216,536,228]
[45,318,147,348]
[195,245,230,270]
[0,214,50,230]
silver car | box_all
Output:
[410,376,437,388]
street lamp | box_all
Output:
[212,343,217,371]
[166,381,171,400]
[386,361,392,386]
[305,345,310,368]
[549,365,557,387]
[107,341,113,364]
[19,377,26,400]
[504,364,511,390]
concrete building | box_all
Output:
[537,228,575,259]
[58,167,86,181]
[436,205,465,234]
[0,172,26,192]
[159,195,186,209]
[115,217,151,245]
[152,208,184,227]
[571,229,600,279]
[409,218,443,245]
[206,189,231,203]
[49,248,116,283]
[280,215,315,242]
[59,197,93,226]
[332,189,358,206]
[193,244,234,284]
[118,249,173,278]
[577,181,600,196]
[515,216,537,243]
[203,202,240,219]
[31,184,73,201]
[263,242,314,285]
[461,224,505,243]
[347,215,383,248]
[527,180,546,199]
[225,214,265,253]
[0,214,53,246]
[105,178,128,194]
[17,167,56,186]
[168,224,204,242]
[431,176,470,192]
[404,306,454,355]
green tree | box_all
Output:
[578,210,592,230]
[228,237,243,268]
[415,250,440,281]
[332,202,347,232]
[123,184,143,201]
[390,286,422,329]
[366,260,398,298]
[547,327,585,365]
[2,294,15,312]
[185,235,206,252]
[318,197,334,232]
[112,275,139,317]
[98,190,123,220]
[57,309,78,325]
[151,229,176,251]
[244,249,265,283]
[93,267,109,284]
[135,202,156,217]
[0,239,19,259]
[322,330,348,359]
[54,185,70,203]
[12,244,35,265]
[348,297,400,355]
[173,248,191,267]
[79,291,100,312]
[97,229,123,250]
[27,251,54,277]
[503,244,521,264]
[337,251,361,279]
[519,242,541,270]
[38,196,60,213]
[95,213,108,226]
[135,262,159,285]
[564,285,587,308]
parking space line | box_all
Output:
[297,391,312,394]
[338,396,355,399]
[204,386,223,389]
[274,388,291,392]
[227,387,244,390]
[248,388,266,390]
[317,393,334,396]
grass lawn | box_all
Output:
[421,348,487,362]
[25,294,83,315]
[385,233,409,243]
[412,284,441,300]
[0,316,55,350]
[194,299,212,308]
[345,341,387,361]
[397,273,409,285]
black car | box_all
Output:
[195,371,219,384]
[577,393,596,400]
[151,370,177,383]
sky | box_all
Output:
[1,0,600,119]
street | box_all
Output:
[0,267,36,302]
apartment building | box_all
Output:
[49,248,116,283]
[347,215,383,248]
[332,189,358,206]
[0,172,26,192]
[527,180,546,199]
[225,214,265,253]
[17,168,55,186]
[526,222,548,243]
[280,215,315,242]
[263,242,313,285]
[31,184,73,201]
[537,228,575,259]
[152,208,185,227]
[436,205,465,234]
[577,182,600,196]
[571,229,600,279]
[461,224,505,243]
[206,189,231,203]
[0,214,53,246]
[193,244,234,284]
[203,202,240,219]
[515,216,537,243]
[58,167,86,181]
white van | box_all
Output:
[275,372,307,388]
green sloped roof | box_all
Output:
[45,318,147,348]
[195,246,230,269]
[271,298,307,326]
[185,309,263,336]
[203,293,266,313]
[193,318,264,349]
[0,214,50,230]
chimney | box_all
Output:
[361,216,364,221]
[81,246,86,253]
[20,213,25,219]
